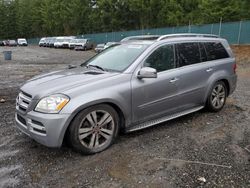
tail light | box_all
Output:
[233,63,237,74]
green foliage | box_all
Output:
[0,0,249,39]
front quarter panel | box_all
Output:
[60,73,132,127]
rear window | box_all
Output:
[204,42,229,61]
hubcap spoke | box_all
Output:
[218,91,225,98]
[86,114,96,127]
[79,132,92,140]
[98,113,112,127]
[216,99,221,107]
[79,128,92,134]
[101,128,113,135]
[95,134,99,147]
[212,97,217,106]
[91,111,97,125]
[212,90,217,96]
[89,133,96,148]
[217,85,222,93]
[100,131,111,140]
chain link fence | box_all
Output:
[28,20,250,45]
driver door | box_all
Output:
[131,44,180,124]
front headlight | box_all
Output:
[35,94,69,113]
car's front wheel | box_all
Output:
[68,104,119,154]
[206,81,227,112]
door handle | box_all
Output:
[170,78,179,83]
[206,68,213,72]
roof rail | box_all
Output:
[121,35,160,42]
[157,33,219,41]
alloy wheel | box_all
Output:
[78,110,115,149]
[211,83,226,109]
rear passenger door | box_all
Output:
[175,42,214,109]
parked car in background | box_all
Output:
[69,39,79,49]
[0,40,4,46]
[62,38,73,48]
[48,37,57,48]
[17,38,28,46]
[74,39,94,51]
[121,35,160,42]
[95,43,105,53]
[54,37,73,48]
[54,37,64,48]
[3,40,8,46]
[104,42,119,49]
[45,37,53,47]
[39,38,46,47]
[8,40,17,46]
[15,34,237,154]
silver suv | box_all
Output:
[15,34,237,154]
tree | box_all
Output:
[0,0,249,39]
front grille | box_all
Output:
[16,92,32,112]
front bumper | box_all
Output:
[75,46,85,50]
[15,110,71,148]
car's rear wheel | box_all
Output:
[68,104,119,154]
[206,81,227,112]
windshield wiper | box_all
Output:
[87,64,105,71]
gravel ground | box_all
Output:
[0,46,249,188]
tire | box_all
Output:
[68,104,119,154]
[206,81,227,112]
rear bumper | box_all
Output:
[15,110,71,148]
[228,74,237,95]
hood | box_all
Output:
[21,67,119,99]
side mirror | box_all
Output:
[137,67,157,79]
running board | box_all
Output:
[127,106,204,132]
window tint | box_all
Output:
[176,43,201,67]
[204,42,229,61]
[144,45,175,72]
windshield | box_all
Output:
[97,44,104,47]
[70,39,77,43]
[82,44,148,72]
[56,39,64,42]
[64,39,71,42]
[77,39,87,43]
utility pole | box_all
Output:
[188,21,191,33]
[237,21,242,44]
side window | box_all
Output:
[176,43,201,67]
[144,45,175,72]
[204,42,229,61]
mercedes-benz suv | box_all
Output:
[15,34,237,154]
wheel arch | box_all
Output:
[205,77,231,103]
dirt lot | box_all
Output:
[0,46,249,188]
